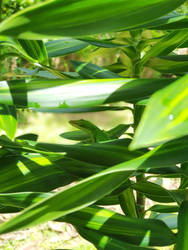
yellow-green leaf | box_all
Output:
[130,74,188,149]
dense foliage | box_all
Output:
[0,0,188,249]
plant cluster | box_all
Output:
[0,0,188,249]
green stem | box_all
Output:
[130,31,146,217]
[134,104,146,218]
[136,174,145,218]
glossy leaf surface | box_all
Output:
[0,78,174,109]
[46,38,89,57]
[0,0,185,39]
[131,74,188,149]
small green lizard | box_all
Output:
[69,119,110,143]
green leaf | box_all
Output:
[177,200,188,250]
[60,130,89,141]
[71,60,121,79]
[132,181,178,203]
[179,39,188,48]
[45,38,89,57]
[96,195,119,206]
[149,205,179,213]
[149,14,188,30]
[119,188,138,218]
[0,192,50,209]
[0,171,130,234]
[0,104,17,139]
[32,106,128,113]
[17,39,48,64]
[63,206,175,246]
[132,13,188,30]
[79,37,125,48]
[16,133,38,141]
[0,37,48,64]
[36,139,141,166]
[0,135,140,167]
[130,74,188,150]
[140,30,188,66]
[152,213,177,229]
[0,0,185,39]
[147,55,188,73]
[77,227,155,250]
[0,78,174,109]
[1,134,188,235]
[0,153,76,192]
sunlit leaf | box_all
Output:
[130,74,188,149]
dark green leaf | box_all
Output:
[119,188,138,217]
[149,205,179,213]
[62,206,175,246]
[71,60,121,79]
[77,227,155,250]
[46,38,89,57]
[177,200,188,250]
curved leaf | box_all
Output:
[0,78,174,109]
[130,74,188,149]
[46,38,88,57]
[0,0,185,39]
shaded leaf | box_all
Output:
[177,200,188,250]
[140,30,188,66]
[71,60,121,79]
[77,227,155,250]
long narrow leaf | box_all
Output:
[0,0,185,39]
[0,78,174,109]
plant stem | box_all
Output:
[130,32,146,217]
[136,174,145,218]
[134,106,145,218]
[133,105,146,218]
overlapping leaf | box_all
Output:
[71,60,121,79]
[0,0,185,39]
[1,134,188,234]
[147,55,188,73]
[130,74,188,149]
[0,78,174,109]
[0,37,48,64]
[140,30,188,66]
[46,38,89,57]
